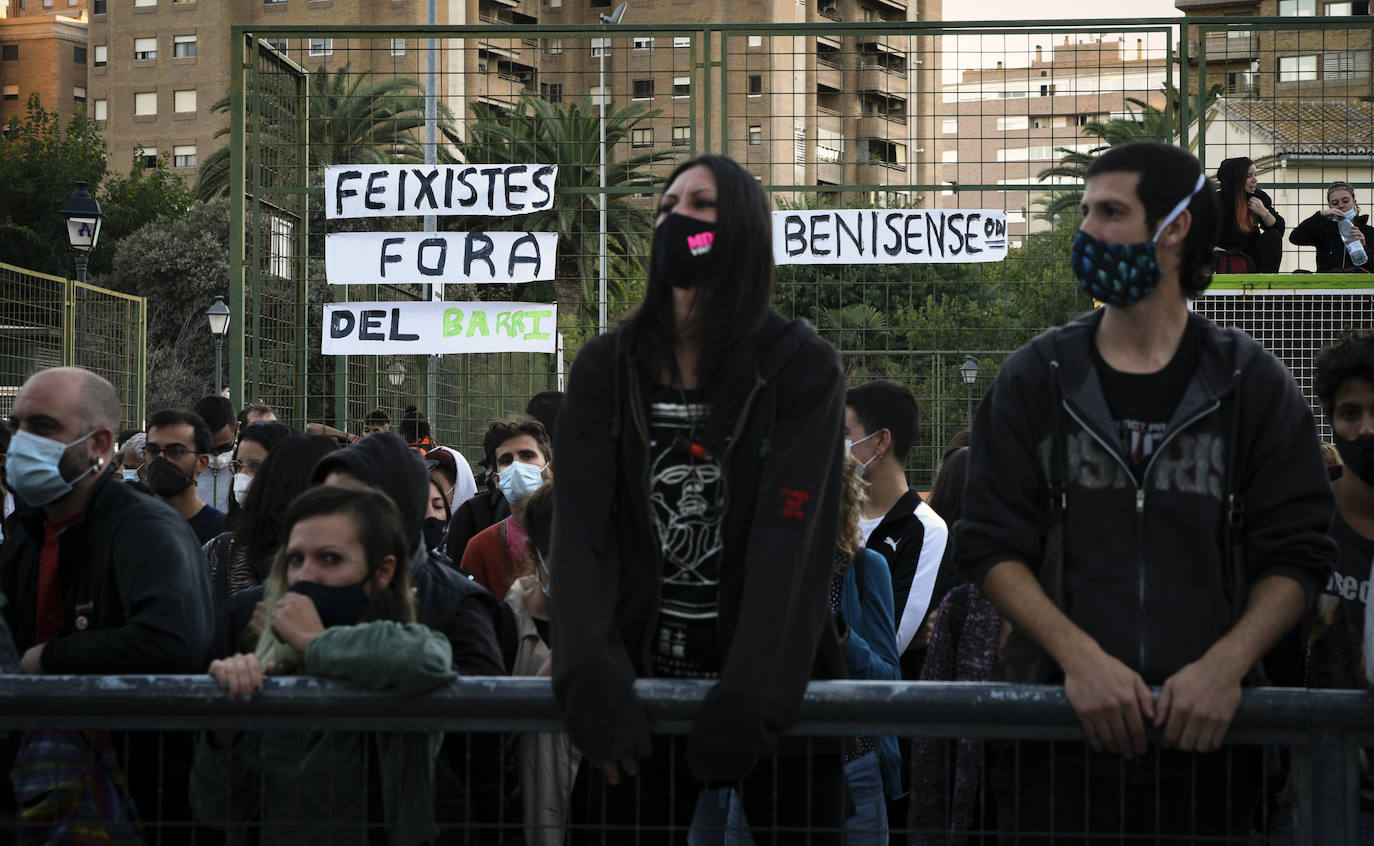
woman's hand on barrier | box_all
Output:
[271,592,326,653]
[598,758,639,787]
[208,653,276,701]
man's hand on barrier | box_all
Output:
[1062,642,1154,759]
[1154,656,1243,753]
[598,758,639,787]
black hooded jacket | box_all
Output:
[956,310,1334,685]
[551,310,847,782]
[1289,211,1374,272]
[311,432,504,677]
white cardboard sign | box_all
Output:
[772,209,1008,264]
[325,164,558,219]
[322,301,557,355]
[325,231,557,285]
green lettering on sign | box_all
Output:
[494,311,514,337]
[524,309,553,341]
[443,308,464,338]
[467,309,490,338]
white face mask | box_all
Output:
[208,451,233,471]
[498,461,546,507]
[122,468,141,483]
[844,431,880,475]
[232,472,253,506]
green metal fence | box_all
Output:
[0,262,147,430]
[229,17,1374,482]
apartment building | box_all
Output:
[936,36,1168,244]
[88,0,941,200]
[0,0,88,128]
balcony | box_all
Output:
[858,65,905,93]
[871,0,906,11]
[817,61,841,91]
[1202,30,1258,59]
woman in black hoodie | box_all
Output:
[1215,156,1285,272]
[1288,180,1373,271]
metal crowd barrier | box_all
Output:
[0,677,1367,843]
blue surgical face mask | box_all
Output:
[844,431,880,475]
[498,461,546,507]
[1345,208,1358,221]
[1072,172,1208,307]
[122,468,140,483]
[7,429,98,507]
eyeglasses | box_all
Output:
[229,459,263,475]
[208,442,235,456]
[143,443,193,460]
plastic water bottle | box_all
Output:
[1339,217,1368,266]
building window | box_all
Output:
[74,46,86,64]
[541,38,563,54]
[173,145,197,168]
[1278,0,1316,12]
[673,36,691,48]
[591,0,609,6]
[94,98,107,120]
[1324,50,1370,77]
[632,78,653,99]
[134,0,155,6]
[673,76,690,97]
[264,38,288,52]
[136,146,158,168]
[93,45,109,67]
[632,36,653,50]
[74,86,86,104]
[1,85,17,101]
[134,91,157,115]
[748,125,762,145]
[93,0,106,11]
[1280,54,1319,82]
[309,38,333,56]
[540,82,563,102]
[941,149,957,163]
[264,0,287,4]
[631,127,653,147]
[672,125,690,146]
[590,37,608,58]
[391,38,406,56]
[941,118,958,133]
[174,35,197,57]
[996,116,1028,131]
[1,46,16,62]
[747,74,763,96]
[174,89,196,112]
[134,37,158,60]
[748,35,763,48]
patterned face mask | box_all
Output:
[1071,173,1207,307]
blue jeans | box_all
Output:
[688,752,884,846]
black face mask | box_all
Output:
[1335,434,1374,487]
[652,212,716,290]
[422,517,447,552]
[288,579,371,628]
[146,458,196,498]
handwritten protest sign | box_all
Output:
[325,164,558,219]
[322,301,557,355]
[772,209,1008,265]
[325,232,557,285]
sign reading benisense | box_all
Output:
[323,301,557,355]
[772,209,1008,264]
[325,164,559,219]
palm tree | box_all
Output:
[1034,82,1224,227]
[196,64,449,201]
[445,93,677,333]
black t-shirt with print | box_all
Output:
[645,385,725,678]
[1091,318,1201,480]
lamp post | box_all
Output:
[60,181,104,284]
[206,296,231,397]
[597,1,628,335]
[959,356,979,425]
[386,361,406,388]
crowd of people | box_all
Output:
[0,144,1367,844]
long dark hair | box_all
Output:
[237,434,339,579]
[1216,156,1255,235]
[225,422,292,530]
[926,445,969,527]
[624,154,775,450]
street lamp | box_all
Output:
[959,356,979,424]
[386,360,407,388]
[60,181,104,284]
[597,1,628,335]
[206,296,231,397]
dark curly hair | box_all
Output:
[481,415,552,467]
[1315,330,1374,417]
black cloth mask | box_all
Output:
[1335,434,1374,487]
[146,458,196,498]
[422,517,447,552]
[652,212,716,290]
[288,579,371,628]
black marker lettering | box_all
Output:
[335,170,361,217]
[835,212,862,258]
[365,171,387,210]
[883,213,903,255]
[965,214,982,255]
[359,310,386,341]
[329,309,356,338]
[413,168,440,210]
[904,213,924,255]
[417,237,447,276]
[380,237,404,277]
[464,232,496,276]
[508,233,542,277]
[389,308,419,341]
[784,215,806,257]
[926,212,946,257]
[504,165,528,211]
[809,213,832,256]
[531,165,555,209]
[947,213,966,254]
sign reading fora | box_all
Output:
[322,301,557,355]
[772,209,1009,265]
[325,164,559,219]
[325,232,557,285]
